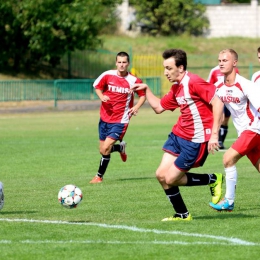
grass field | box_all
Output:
[1,108,260,259]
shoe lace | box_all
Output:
[209,185,215,195]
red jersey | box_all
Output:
[160,71,216,143]
[207,65,239,84]
[93,70,145,124]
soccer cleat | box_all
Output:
[0,182,4,210]
[209,197,234,212]
[209,173,223,204]
[161,214,192,222]
[119,141,127,162]
[89,176,103,184]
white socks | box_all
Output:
[224,165,237,205]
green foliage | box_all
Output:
[130,0,209,36]
[0,0,122,70]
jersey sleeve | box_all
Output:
[243,79,260,111]
[135,78,146,97]
[193,77,216,104]
[93,72,108,91]
[160,86,179,111]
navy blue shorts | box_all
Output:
[162,132,209,171]
[99,119,128,141]
[224,105,231,118]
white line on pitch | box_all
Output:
[0,218,258,246]
[0,239,253,246]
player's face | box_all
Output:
[163,57,183,82]
[218,52,237,75]
[116,56,129,76]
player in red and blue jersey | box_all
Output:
[131,49,224,221]
[89,51,146,184]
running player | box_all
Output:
[210,49,260,211]
[131,49,224,221]
[251,47,260,86]
[0,182,4,210]
[89,51,146,183]
[207,65,240,150]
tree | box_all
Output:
[0,0,122,71]
[129,0,209,36]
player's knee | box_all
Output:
[99,146,111,155]
[156,168,165,182]
[223,153,234,168]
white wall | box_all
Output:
[118,0,260,38]
[205,0,260,38]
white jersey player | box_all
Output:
[251,46,260,87]
[210,49,260,212]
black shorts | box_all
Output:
[224,105,231,118]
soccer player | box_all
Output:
[207,65,240,150]
[0,182,4,210]
[210,49,260,211]
[131,49,224,221]
[89,51,146,184]
[251,47,260,86]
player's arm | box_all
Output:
[131,83,164,114]
[95,88,110,102]
[208,95,224,153]
[129,95,146,116]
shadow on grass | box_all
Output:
[0,211,38,215]
[118,177,155,181]
[195,213,259,220]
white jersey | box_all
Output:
[215,74,260,136]
[251,70,260,87]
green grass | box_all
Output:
[1,109,260,259]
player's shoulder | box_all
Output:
[251,70,260,81]
[236,74,251,84]
[101,70,117,76]
[126,72,142,83]
[209,65,220,74]
[186,71,207,83]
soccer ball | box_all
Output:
[58,184,83,209]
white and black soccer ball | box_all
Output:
[58,184,83,209]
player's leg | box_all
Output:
[0,181,4,210]
[247,133,260,173]
[171,137,223,204]
[90,120,128,183]
[156,152,192,221]
[210,130,258,211]
[218,106,230,149]
[254,158,260,173]
[90,137,117,183]
[107,122,128,162]
[158,133,222,221]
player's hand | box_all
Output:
[130,83,148,93]
[208,139,219,154]
[101,95,110,102]
[129,106,138,116]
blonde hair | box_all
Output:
[219,49,238,61]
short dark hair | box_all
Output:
[162,49,187,70]
[116,51,130,62]
[257,47,260,53]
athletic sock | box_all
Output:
[97,154,110,177]
[224,165,237,204]
[111,144,121,153]
[218,125,228,147]
[186,172,216,186]
[164,186,188,216]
